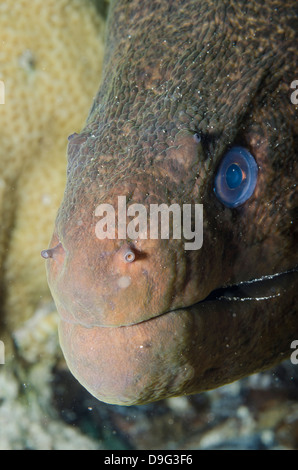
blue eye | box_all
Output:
[214,146,258,208]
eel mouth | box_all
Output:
[59,267,297,329]
[200,267,298,304]
[142,267,298,326]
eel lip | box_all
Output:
[199,267,298,303]
[59,267,298,330]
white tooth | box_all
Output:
[219,293,281,302]
[238,269,294,285]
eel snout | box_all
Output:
[42,228,208,405]
[43,223,211,329]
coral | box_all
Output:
[0,0,105,358]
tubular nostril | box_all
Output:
[124,250,135,263]
[41,242,64,260]
[67,132,78,142]
[41,249,52,259]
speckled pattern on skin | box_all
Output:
[45,0,298,405]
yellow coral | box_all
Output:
[0,0,105,355]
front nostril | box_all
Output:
[41,249,52,259]
[41,242,64,260]
[124,250,135,263]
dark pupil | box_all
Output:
[226,163,243,189]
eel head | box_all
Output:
[43,0,298,405]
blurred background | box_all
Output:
[0,0,297,450]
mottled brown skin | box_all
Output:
[45,0,298,405]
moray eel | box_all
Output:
[43,0,298,405]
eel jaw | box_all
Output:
[57,267,298,405]
[58,266,298,406]
[57,266,298,329]
[198,267,298,305]
[44,238,297,406]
